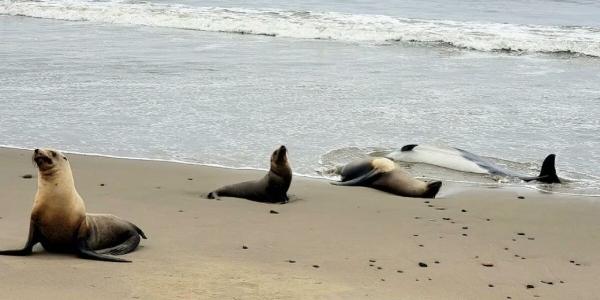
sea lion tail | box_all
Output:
[536,154,560,183]
[422,181,442,198]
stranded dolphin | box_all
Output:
[386,144,560,184]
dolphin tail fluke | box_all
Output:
[537,154,560,183]
[521,154,560,183]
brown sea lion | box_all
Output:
[207,145,292,203]
[331,157,442,198]
[0,149,146,262]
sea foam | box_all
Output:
[2,0,600,57]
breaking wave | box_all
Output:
[2,0,600,57]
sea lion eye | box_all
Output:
[50,151,57,157]
[63,156,67,161]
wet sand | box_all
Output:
[1,147,599,299]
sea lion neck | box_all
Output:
[37,165,76,190]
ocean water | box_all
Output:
[1,0,599,195]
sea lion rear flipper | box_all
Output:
[330,169,380,186]
[76,239,131,263]
[0,222,39,256]
[96,234,141,256]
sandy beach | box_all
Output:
[0,147,599,299]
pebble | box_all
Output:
[526,284,535,289]
[242,245,248,249]
[287,260,296,263]
[418,262,428,268]
[517,196,525,199]
[482,263,494,267]
[269,210,279,214]
[312,265,320,269]
[21,174,33,179]
[99,183,105,186]
[461,209,468,212]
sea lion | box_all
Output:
[207,145,292,203]
[386,144,561,183]
[0,149,146,263]
[331,157,442,198]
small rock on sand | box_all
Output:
[461,209,467,212]
[517,232,525,236]
[187,178,193,180]
[312,265,320,269]
[287,260,296,263]
[242,245,248,249]
[269,210,279,214]
[21,174,33,179]
[482,263,494,267]
[418,262,428,268]
[99,183,105,186]
[526,284,535,289]
[517,196,525,199]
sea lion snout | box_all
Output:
[33,149,53,169]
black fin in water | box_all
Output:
[401,144,418,152]
[537,154,560,183]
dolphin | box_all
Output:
[385,144,560,183]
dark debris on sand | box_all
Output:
[269,210,279,214]
[418,262,428,268]
[21,174,33,179]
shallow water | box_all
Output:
[1,0,599,195]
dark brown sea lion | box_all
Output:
[207,145,292,203]
[331,157,442,198]
[0,149,146,262]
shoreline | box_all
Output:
[1,147,600,299]
[3,145,598,199]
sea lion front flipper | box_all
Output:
[330,169,380,186]
[76,239,131,263]
[0,222,40,256]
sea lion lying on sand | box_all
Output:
[331,157,442,198]
[208,145,292,203]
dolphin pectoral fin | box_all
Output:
[330,169,380,186]
[401,144,418,152]
[76,239,131,263]
[0,222,39,256]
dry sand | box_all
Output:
[1,147,599,299]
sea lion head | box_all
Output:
[33,148,69,176]
[270,145,291,175]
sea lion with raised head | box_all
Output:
[331,157,442,198]
[207,145,292,203]
[0,149,146,263]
